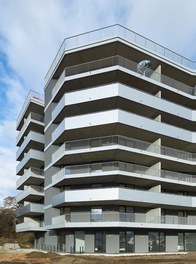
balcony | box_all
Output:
[16,220,44,232]
[16,167,44,190]
[16,185,44,203]
[51,55,196,102]
[52,187,193,208]
[51,82,194,125]
[51,212,196,230]
[16,131,44,161]
[52,161,196,188]
[16,203,44,217]
[16,113,44,147]
[17,90,44,131]
[45,24,196,85]
[52,135,196,167]
[16,149,44,176]
[52,110,194,146]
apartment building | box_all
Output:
[17,25,196,253]
[16,91,45,245]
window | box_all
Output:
[119,206,134,222]
[178,232,196,251]
[58,231,66,251]
[95,231,106,253]
[178,210,187,225]
[91,208,102,222]
[119,231,134,252]
[178,233,185,251]
[148,232,165,252]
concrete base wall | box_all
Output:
[106,232,119,253]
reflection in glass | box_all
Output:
[119,231,134,252]
[149,232,165,252]
[95,231,106,253]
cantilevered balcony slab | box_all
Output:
[52,187,195,209]
[16,113,44,147]
[51,162,196,191]
[52,135,195,163]
[16,185,44,203]
[50,212,196,230]
[16,220,44,232]
[16,167,44,191]
[45,24,196,87]
[16,203,44,217]
[16,131,44,161]
[16,150,44,176]
[52,83,195,125]
[51,135,196,173]
[17,90,44,131]
[52,110,195,146]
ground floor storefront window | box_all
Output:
[119,231,134,253]
[95,231,106,253]
[148,232,165,252]
[57,231,66,251]
[178,233,196,252]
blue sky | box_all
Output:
[0,0,196,205]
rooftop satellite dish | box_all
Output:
[137,60,151,76]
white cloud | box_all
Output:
[126,0,196,57]
[0,0,196,205]
[0,146,18,206]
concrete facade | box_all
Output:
[16,25,196,253]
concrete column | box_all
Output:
[147,138,161,154]
[146,162,161,177]
[150,65,161,82]
[155,91,161,98]
[155,114,161,122]
[149,185,161,192]
[146,207,161,223]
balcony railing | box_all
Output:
[16,131,44,160]
[16,167,44,189]
[16,149,44,175]
[16,185,44,203]
[52,135,196,163]
[45,24,196,84]
[17,90,44,128]
[52,161,196,185]
[16,203,44,217]
[16,112,44,144]
[52,212,196,226]
[16,220,44,232]
[51,55,196,98]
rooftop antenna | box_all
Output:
[137,60,151,76]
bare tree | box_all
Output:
[3,196,18,210]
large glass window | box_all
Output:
[58,231,66,251]
[119,206,134,222]
[95,231,106,253]
[119,231,134,253]
[178,211,187,225]
[178,233,196,252]
[178,233,185,251]
[91,208,102,222]
[148,232,165,252]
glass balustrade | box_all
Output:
[46,25,196,84]
[52,212,196,226]
[52,160,196,185]
[52,54,196,98]
[52,135,196,162]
